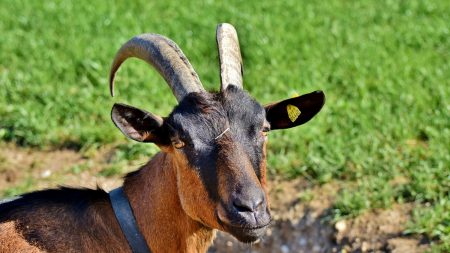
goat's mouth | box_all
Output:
[219,220,271,243]
[216,208,272,243]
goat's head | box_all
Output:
[108,24,325,243]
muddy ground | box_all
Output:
[0,144,429,253]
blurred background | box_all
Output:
[0,0,448,252]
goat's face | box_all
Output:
[111,86,324,242]
[167,87,270,242]
[108,25,324,242]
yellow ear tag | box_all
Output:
[287,104,301,122]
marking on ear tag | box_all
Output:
[287,104,301,122]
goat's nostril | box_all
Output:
[232,194,266,213]
[255,199,264,210]
[232,199,255,213]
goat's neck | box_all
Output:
[122,152,215,253]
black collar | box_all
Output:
[109,187,152,253]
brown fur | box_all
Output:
[0,150,220,253]
[124,151,217,252]
[0,222,42,253]
[260,140,269,207]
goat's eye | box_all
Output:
[172,140,185,149]
[261,126,270,136]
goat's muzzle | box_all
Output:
[216,186,271,242]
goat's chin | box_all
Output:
[226,225,268,243]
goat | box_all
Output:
[0,23,325,253]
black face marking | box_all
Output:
[165,86,267,202]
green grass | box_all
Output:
[0,0,449,246]
[406,199,450,251]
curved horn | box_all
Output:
[216,23,243,91]
[109,34,204,101]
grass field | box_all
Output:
[1,0,449,251]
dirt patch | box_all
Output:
[334,203,429,253]
[0,144,429,252]
[0,143,122,193]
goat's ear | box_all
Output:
[111,103,167,143]
[265,90,325,130]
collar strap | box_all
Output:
[109,187,152,253]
